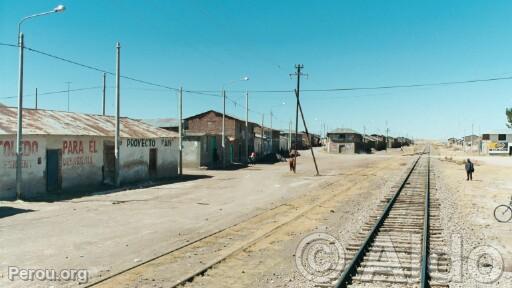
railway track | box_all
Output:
[333,147,448,287]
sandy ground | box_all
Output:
[0,147,414,288]
[434,144,512,287]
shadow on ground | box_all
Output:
[0,207,34,219]
[22,174,213,203]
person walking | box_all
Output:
[465,158,474,181]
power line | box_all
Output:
[5,42,512,94]
[189,75,512,94]
[21,45,180,91]
[0,86,102,100]
[0,42,18,48]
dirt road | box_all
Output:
[1,148,413,288]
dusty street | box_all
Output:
[2,145,512,288]
[1,148,412,288]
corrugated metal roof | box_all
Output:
[0,106,177,138]
[327,128,361,134]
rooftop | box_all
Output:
[0,106,177,138]
[141,118,179,128]
[327,128,361,135]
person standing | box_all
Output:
[465,158,474,181]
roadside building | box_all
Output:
[481,131,512,155]
[462,134,481,153]
[290,131,319,150]
[363,134,379,152]
[307,132,321,147]
[370,134,387,151]
[395,137,411,147]
[184,110,259,166]
[279,134,291,155]
[326,128,365,154]
[253,125,280,158]
[447,137,462,146]
[0,107,178,200]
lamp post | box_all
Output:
[221,76,249,167]
[16,4,65,200]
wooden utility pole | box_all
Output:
[291,64,319,176]
[179,87,183,175]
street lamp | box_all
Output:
[221,76,249,167]
[16,4,65,200]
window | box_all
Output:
[498,134,506,141]
[482,134,490,140]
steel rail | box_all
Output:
[333,153,423,288]
[420,148,431,287]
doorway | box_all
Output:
[149,148,157,177]
[103,141,115,185]
[46,149,61,193]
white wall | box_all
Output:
[0,135,46,199]
[47,135,105,192]
[0,135,179,200]
[183,140,201,168]
[120,137,178,184]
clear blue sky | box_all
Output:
[2,0,512,139]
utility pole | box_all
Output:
[114,42,121,187]
[102,72,106,115]
[16,32,24,200]
[65,81,71,112]
[35,88,38,109]
[179,87,183,175]
[288,120,292,152]
[385,120,389,152]
[471,123,474,155]
[363,125,366,144]
[270,110,273,154]
[222,89,226,167]
[245,90,249,164]
[291,64,319,175]
[261,114,264,156]
[293,65,301,173]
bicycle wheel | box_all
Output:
[494,205,512,223]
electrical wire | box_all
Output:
[0,86,102,100]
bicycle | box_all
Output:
[494,196,512,223]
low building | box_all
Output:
[253,125,280,157]
[448,137,463,146]
[463,134,481,153]
[0,107,178,200]
[326,128,365,154]
[370,134,387,151]
[481,131,512,155]
[184,110,261,166]
[289,131,319,150]
[363,134,379,151]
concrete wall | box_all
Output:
[183,139,202,168]
[481,134,512,155]
[327,142,357,154]
[0,135,46,199]
[0,134,178,200]
[47,135,105,193]
[120,137,178,184]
